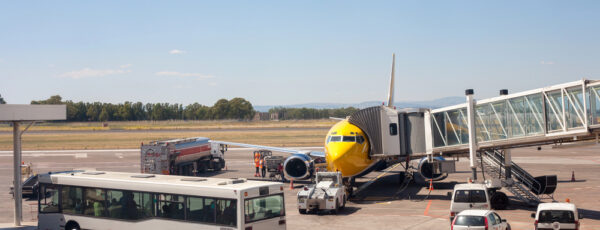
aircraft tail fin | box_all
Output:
[387,53,395,108]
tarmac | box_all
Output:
[0,144,599,229]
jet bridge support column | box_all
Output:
[466,89,478,181]
[504,149,512,180]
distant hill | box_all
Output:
[254,96,464,112]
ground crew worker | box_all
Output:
[259,157,266,178]
[254,151,260,177]
[277,163,285,182]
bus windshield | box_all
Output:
[244,194,285,223]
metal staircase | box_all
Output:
[479,150,546,206]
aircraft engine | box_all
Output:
[418,156,449,181]
[283,154,313,180]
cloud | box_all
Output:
[120,64,132,68]
[169,49,186,55]
[540,61,555,65]
[59,68,131,79]
[156,71,214,79]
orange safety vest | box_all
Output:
[259,159,264,169]
[254,156,260,167]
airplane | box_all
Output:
[213,54,448,195]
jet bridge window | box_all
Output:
[389,123,398,136]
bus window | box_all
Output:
[133,192,153,219]
[39,184,59,213]
[158,194,185,220]
[244,194,285,223]
[84,188,107,217]
[216,199,237,227]
[187,197,215,223]
[61,186,83,215]
[106,190,125,218]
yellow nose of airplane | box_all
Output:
[324,120,372,177]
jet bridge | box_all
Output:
[348,79,600,205]
[423,79,600,205]
[426,79,600,154]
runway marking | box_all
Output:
[375,201,391,205]
[424,200,432,216]
[115,153,124,159]
[0,149,139,153]
[75,153,87,159]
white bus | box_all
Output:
[37,171,286,230]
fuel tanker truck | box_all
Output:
[141,137,226,176]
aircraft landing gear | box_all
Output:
[343,177,355,198]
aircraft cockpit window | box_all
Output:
[356,136,365,144]
[329,136,342,142]
[342,136,356,142]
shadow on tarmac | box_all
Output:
[306,206,362,216]
[580,208,600,221]
[557,179,587,183]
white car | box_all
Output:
[451,210,511,230]
[531,202,582,230]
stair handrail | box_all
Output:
[483,150,542,195]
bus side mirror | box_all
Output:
[579,213,584,219]
[531,213,536,218]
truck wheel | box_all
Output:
[491,192,509,210]
[332,199,340,214]
[213,161,222,171]
[299,209,307,214]
[65,221,81,230]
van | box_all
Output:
[450,183,491,222]
[531,202,582,230]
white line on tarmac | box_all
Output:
[0,149,139,153]
[0,147,322,154]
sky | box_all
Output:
[1,1,599,106]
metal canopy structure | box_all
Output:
[0,104,66,226]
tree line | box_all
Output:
[30,95,255,121]
[268,107,359,120]
[3,94,360,121]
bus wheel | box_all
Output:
[65,221,80,230]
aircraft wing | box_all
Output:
[210,140,326,158]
